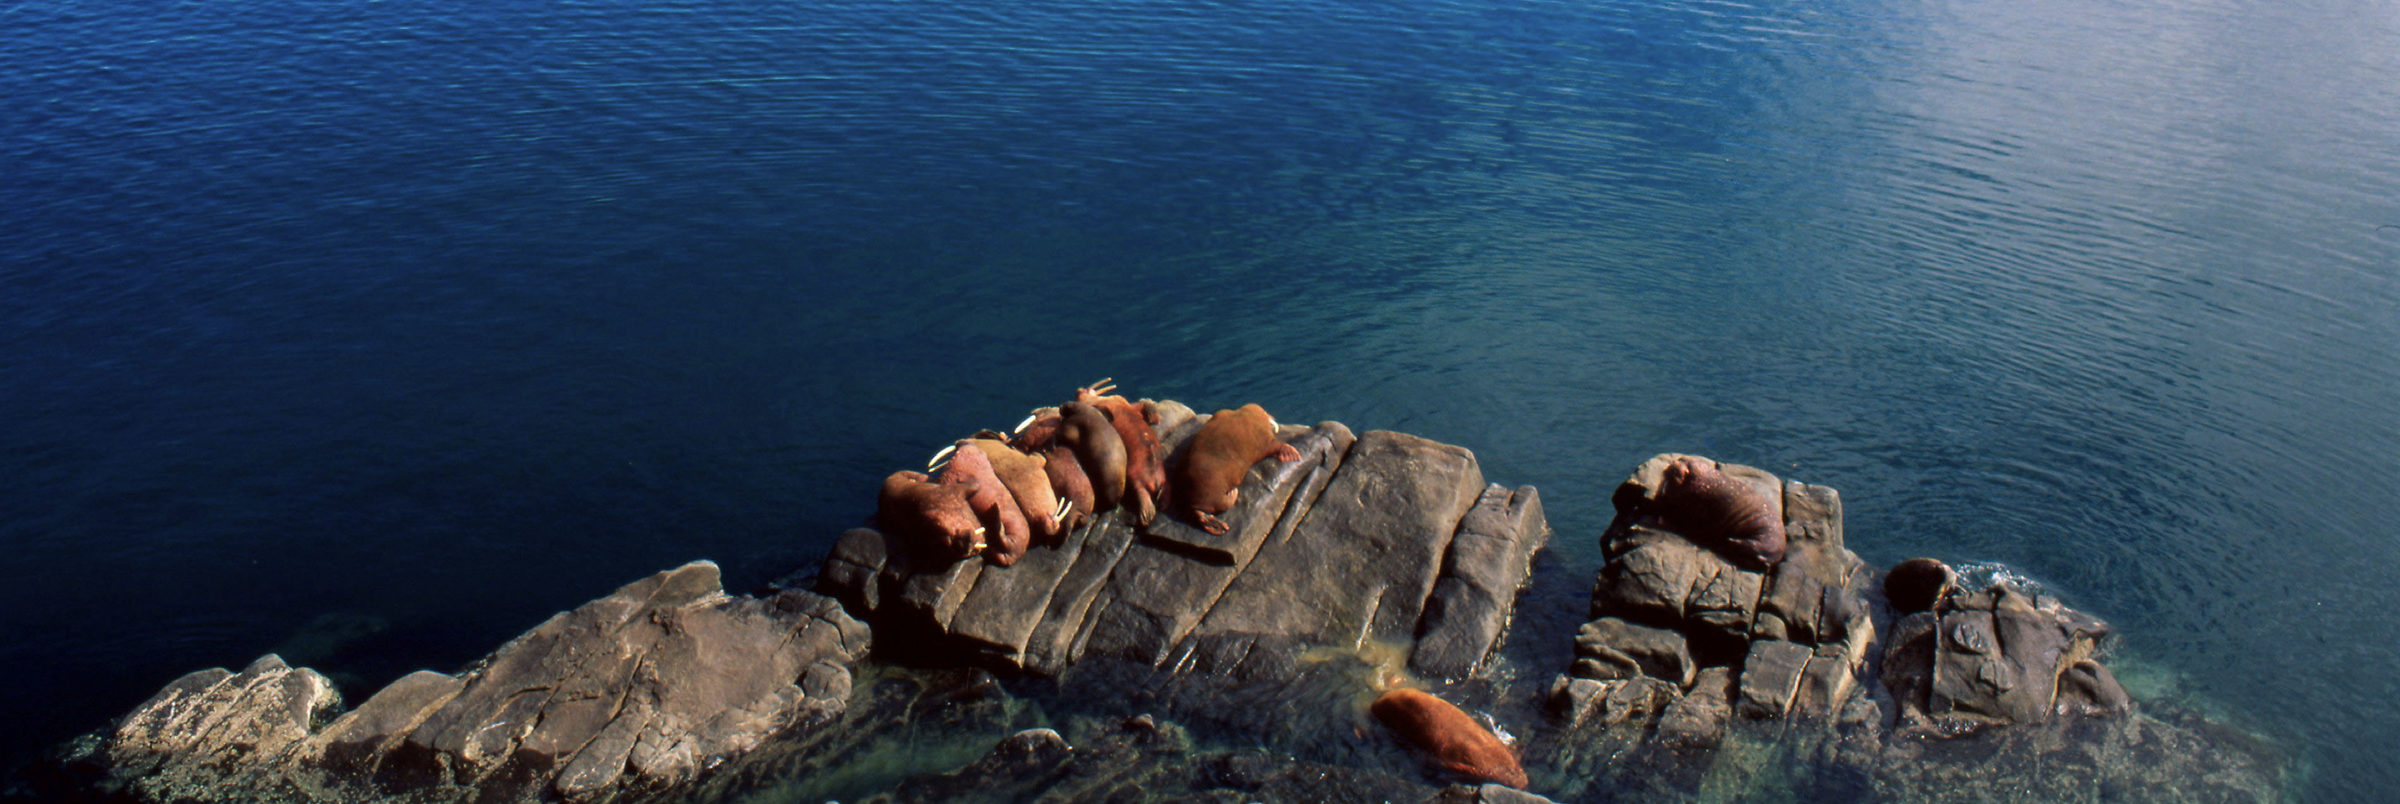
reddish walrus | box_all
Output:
[1057,401,1128,516]
[1371,688,1529,789]
[934,441,1030,566]
[1008,408,1064,452]
[876,470,987,562]
[1075,378,1164,525]
[967,437,1069,547]
[1174,403,1302,535]
[1656,455,1787,571]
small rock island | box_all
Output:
[34,398,2290,803]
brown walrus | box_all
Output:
[1656,455,1787,571]
[1075,379,1164,525]
[1174,403,1301,535]
[876,471,986,562]
[1370,688,1529,789]
[1058,401,1128,515]
[1038,443,1095,533]
[934,441,1030,566]
[1884,557,1957,614]
[967,438,1069,546]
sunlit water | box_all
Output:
[4,0,2396,800]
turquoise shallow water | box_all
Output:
[3,0,2396,799]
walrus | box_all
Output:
[1038,443,1095,533]
[1057,401,1128,515]
[1075,379,1164,525]
[1655,455,1787,571]
[876,471,986,563]
[933,441,1030,566]
[1884,557,1957,614]
[967,437,1069,546]
[1370,688,1529,789]
[1174,403,1302,535]
[1009,408,1064,452]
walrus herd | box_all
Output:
[874,379,1312,567]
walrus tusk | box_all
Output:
[1011,413,1039,434]
[971,526,988,552]
[928,444,957,469]
[928,459,949,476]
[1084,377,1117,396]
[1053,497,1071,525]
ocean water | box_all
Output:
[3,0,2395,799]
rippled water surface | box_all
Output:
[4,0,2396,799]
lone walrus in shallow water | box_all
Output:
[1370,688,1529,789]
[1885,557,1957,614]
[1656,455,1787,571]
[1174,403,1301,535]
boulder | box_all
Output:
[81,561,871,802]
[1655,666,1737,748]
[1571,617,1695,688]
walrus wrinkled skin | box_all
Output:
[1076,380,1164,525]
[877,471,986,563]
[1656,455,1787,571]
[1885,557,1957,614]
[937,442,1030,566]
[1174,403,1301,535]
[1058,401,1128,516]
[967,438,1068,546]
[1370,688,1529,789]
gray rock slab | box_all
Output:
[1143,422,1353,565]
[1020,517,1139,676]
[1412,484,1551,681]
[1196,430,1485,651]
[1572,617,1695,687]
[1071,426,1357,669]
[1737,639,1813,719]
[1592,524,1722,625]
[947,517,1097,667]
[1656,666,1737,748]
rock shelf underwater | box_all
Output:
[32,400,2292,803]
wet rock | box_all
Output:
[1907,581,2116,731]
[1571,617,1694,687]
[1656,666,1737,748]
[1737,639,1813,719]
[1412,484,1550,680]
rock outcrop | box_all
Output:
[817,401,1553,685]
[62,561,870,802]
[1547,453,1874,738]
[1524,454,2285,804]
[45,430,2296,804]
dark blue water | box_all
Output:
[5,0,2396,799]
